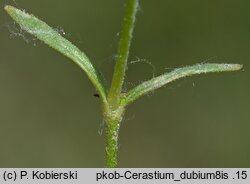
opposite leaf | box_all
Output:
[5,5,108,103]
[124,63,242,106]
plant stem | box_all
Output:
[103,105,125,168]
[104,0,139,168]
[108,0,139,109]
[105,119,120,168]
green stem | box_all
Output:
[105,119,120,168]
[108,0,139,109]
[103,105,125,168]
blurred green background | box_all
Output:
[0,0,249,167]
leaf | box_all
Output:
[4,5,108,103]
[123,63,242,106]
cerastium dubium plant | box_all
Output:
[5,0,242,168]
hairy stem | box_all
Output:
[105,119,120,168]
[108,0,139,109]
[103,104,125,168]
[104,0,139,168]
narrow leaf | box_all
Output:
[5,5,108,103]
[124,63,242,106]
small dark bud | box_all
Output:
[93,93,100,98]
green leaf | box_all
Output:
[123,63,242,106]
[4,5,108,103]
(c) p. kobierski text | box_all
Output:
[20,170,78,180]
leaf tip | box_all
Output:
[235,64,243,70]
[4,5,11,12]
[217,63,243,72]
[228,64,243,71]
[4,5,17,17]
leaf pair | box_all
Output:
[4,5,242,107]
